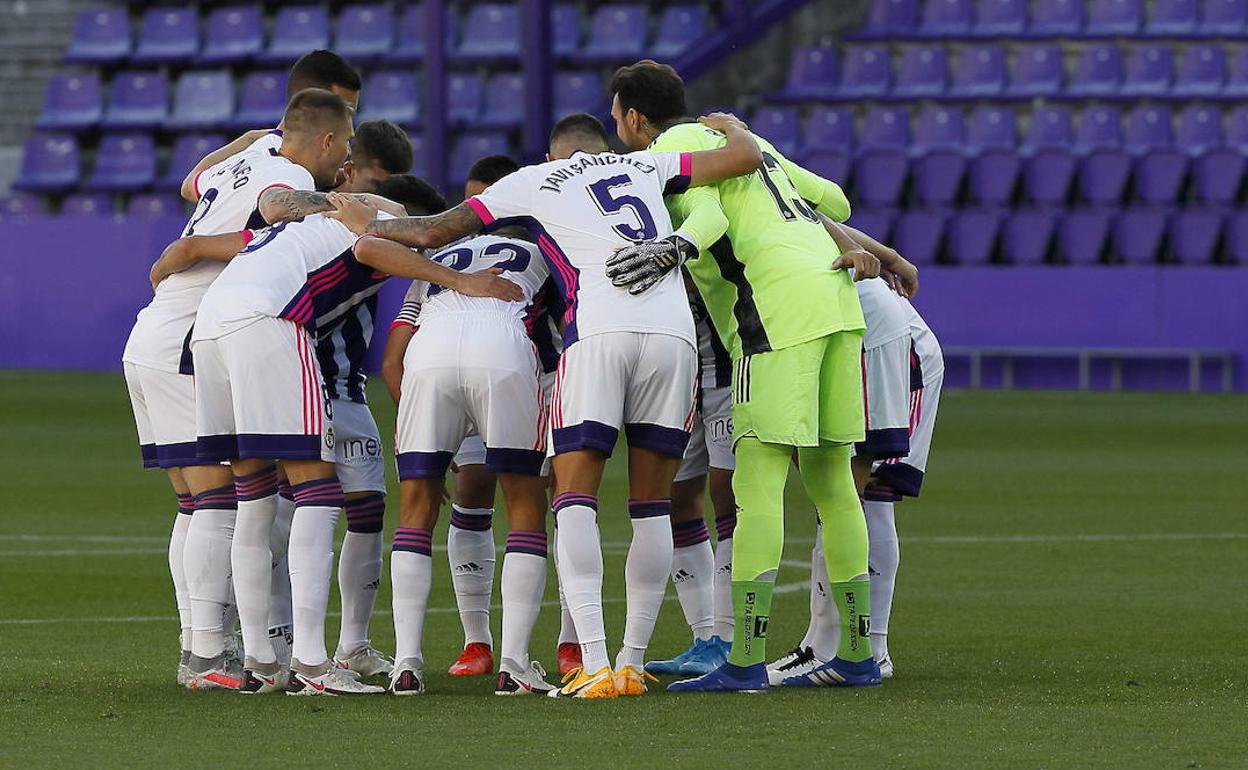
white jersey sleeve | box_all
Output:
[648,150,695,196]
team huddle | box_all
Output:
[122,51,943,698]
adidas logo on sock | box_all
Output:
[673,569,694,583]
[454,562,483,574]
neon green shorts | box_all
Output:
[731,330,865,447]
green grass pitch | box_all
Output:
[1,370,1245,768]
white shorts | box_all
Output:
[331,398,386,494]
[123,362,201,469]
[396,313,545,479]
[191,317,334,463]
[454,370,557,468]
[674,385,734,482]
[871,337,943,500]
[855,334,914,460]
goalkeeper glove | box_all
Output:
[604,234,698,296]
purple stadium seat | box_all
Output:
[651,5,708,59]
[1147,0,1199,33]
[846,208,895,242]
[168,71,234,131]
[102,71,169,131]
[1029,0,1083,34]
[1059,208,1112,264]
[128,192,185,218]
[921,0,973,35]
[1001,208,1057,264]
[36,72,103,132]
[1173,45,1226,96]
[1025,105,1075,151]
[64,8,131,64]
[968,106,1018,150]
[85,134,157,193]
[1076,106,1130,205]
[448,72,484,124]
[784,47,840,99]
[1113,207,1168,263]
[802,106,854,182]
[0,192,46,218]
[1176,105,1223,156]
[950,45,1006,96]
[450,132,510,182]
[839,46,891,97]
[1023,108,1076,204]
[231,71,288,131]
[133,7,198,65]
[1189,107,1248,203]
[552,71,601,121]
[259,7,331,66]
[947,209,1000,265]
[553,4,583,57]
[852,0,920,38]
[975,0,1027,34]
[1086,0,1143,33]
[752,107,800,159]
[854,107,910,206]
[335,4,394,62]
[1224,46,1248,97]
[62,193,116,217]
[158,133,226,192]
[967,107,1020,205]
[893,46,948,97]
[391,3,429,63]
[1222,210,1248,263]
[1126,106,1186,204]
[1067,45,1123,97]
[579,4,647,62]
[1121,45,1174,96]
[14,133,80,193]
[359,71,420,127]
[480,72,524,128]
[457,4,520,60]
[1170,207,1223,264]
[199,6,265,65]
[912,106,966,205]
[892,209,946,265]
[1200,0,1247,33]
[1008,45,1062,97]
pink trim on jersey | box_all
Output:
[465,197,495,225]
[679,152,693,179]
[239,229,256,246]
[683,369,698,433]
[192,168,205,198]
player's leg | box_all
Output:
[267,477,294,666]
[644,470,712,677]
[229,457,281,677]
[389,475,444,695]
[702,386,737,667]
[446,437,498,675]
[494,472,552,694]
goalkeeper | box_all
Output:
[607,61,919,691]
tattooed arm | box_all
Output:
[326,193,486,250]
[257,189,409,224]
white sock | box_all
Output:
[712,521,735,641]
[864,498,899,661]
[230,476,280,665]
[185,486,236,659]
[670,518,714,642]
[553,496,608,672]
[267,557,293,666]
[169,497,193,651]
[616,501,674,670]
[287,479,343,667]
[391,528,434,667]
[500,531,548,671]
[447,505,495,648]
[552,528,578,645]
[337,493,386,655]
[804,522,840,661]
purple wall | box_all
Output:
[1,217,1244,391]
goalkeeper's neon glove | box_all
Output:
[604,234,698,296]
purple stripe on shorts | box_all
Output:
[505,529,548,557]
[552,492,597,514]
[624,422,691,459]
[396,450,454,480]
[628,498,671,520]
[393,527,433,555]
[863,483,903,503]
[552,420,619,457]
[195,434,238,464]
[450,509,493,531]
[871,462,925,498]
[156,441,201,469]
[140,443,158,469]
[672,518,710,548]
[484,447,545,476]
[290,477,344,509]
[176,493,194,516]
[715,513,737,541]
[236,433,325,462]
[193,484,237,511]
[345,492,385,533]
[855,427,910,460]
[234,466,280,501]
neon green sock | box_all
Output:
[728,580,774,667]
[830,579,873,662]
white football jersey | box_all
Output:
[192,212,396,341]
[856,277,912,351]
[465,149,697,347]
[122,136,314,372]
[401,235,548,327]
[903,297,943,380]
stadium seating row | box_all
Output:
[0,190,186,219]
[35,68,606,133]
[852,0,1248,39]
[63,3,706,67]
[777,42,1248,101]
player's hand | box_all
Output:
[879,252,919,299]
[325,191,379,235]
[832,247,881,281]
[698,112,749,134]
[606,235,697,296]
[454,268,524,302]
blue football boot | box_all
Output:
[676,636,730,676]
[781,656,882,688]
[667,662,769,693]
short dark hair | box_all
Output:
[467,155,520,186]
[288,50,362,97]
[610,60,687,126]
[283,88,353,137]
[374,174,449,216]
[550,113,610,150]
[352,120,413,174]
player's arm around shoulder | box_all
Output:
[684,113,764,187]
[179,129,271,202]
[149,230,254,290]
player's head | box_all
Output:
[374,174,449,216]
[341,120,413,193]
[281,88,355,190]
[548,113,610,160]
[464,154,520,198]
[610,60,687,150]
[287,50,362,112]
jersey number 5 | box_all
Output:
[588,175,658,242]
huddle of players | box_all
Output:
[123,51,942,698]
